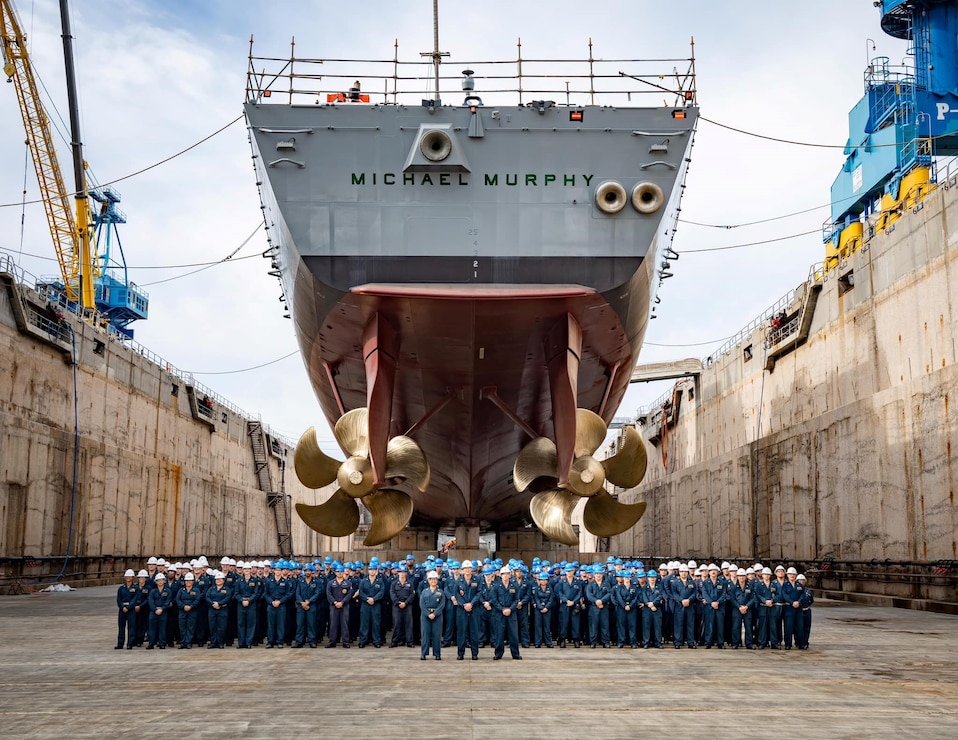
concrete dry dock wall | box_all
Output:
[612,178,958,609]
[0,269,341,589]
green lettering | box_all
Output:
[506,174,518,186]
[564,175,575,186]
[404,173,415,185]
[484,174,499,186]
[525,174,537,186]
[459,174,469,185]
[421,173,434,185]
[583,174,594,186]
[544,174,556,186]
[384,173,395,185]
[351,173,366,185]
[440,173,450,186]
[372,173,377,185]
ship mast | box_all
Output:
[420,0,448,102]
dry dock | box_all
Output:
[0,586,955,739]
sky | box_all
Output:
[0,0,908,451]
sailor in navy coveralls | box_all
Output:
[326,565,355,648]
[419,570,446,660]
[116,569,138,649]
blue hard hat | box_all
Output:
[592,564,603,574]
[324,556,333,564]
[483,558,491,564]
[606,556,615,563]
[406,554,415,560]
[616,571,627,578]
[564,565,575,572]
[647,569,658,578]
[334,564,344,572]
[636,570,646,578]
[305,564,316,572]
[636,561,644,569]
[614,558,623,565]
[482,565,494,575]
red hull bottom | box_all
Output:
[301,284,638,531]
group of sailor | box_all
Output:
[115,554,814,659]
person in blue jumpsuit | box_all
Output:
[797,574,813,649]
[116,569,139,650]
[133,570,151,647]
[453,560,482,660]
[729,569,757,649]
[264,567,291,648]
[585,565,612,648]
[753,567,775,648]
[358,559,386,648]
[326,565,356,648]
[490,566,522,660]
[531,569,556,648]
[781,567,804,650]
[556,565,582,648]
[642,569,665,648]
[671,564,696,648]
[612,570,642,648]
[205,572,232,648]
[389,568,416,648]
[771,565,788,649]
[146,573,173,649]
[234,563,260,649]
[513,565,532,648]
[478,565,497,647]
[176,572,201,649]
[419,570,446,660]
[441,561,458,648]
[701,564,728,648]
[294,564,323,648]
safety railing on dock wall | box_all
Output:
[0,251,295,449]
[632,261,823,421]
[246,36,697,108]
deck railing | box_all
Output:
[246,36,696,108]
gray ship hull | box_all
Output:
[246,100,696,532]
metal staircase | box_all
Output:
[247,420,292,558]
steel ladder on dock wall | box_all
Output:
[247,420,293,558]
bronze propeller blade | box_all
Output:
[385,435,431,492]
[513,437,558,492]
[293,427,341,489]
[574,408,608,457]
[582,488,647,538]
[529,488,580,546]
[334,408,369,457]
[362,488,414,546]
[295,488,360,538]
[601,425,648,489]
[568,454,606,496]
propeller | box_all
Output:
[293,408,429,546]
[514,410,648,544]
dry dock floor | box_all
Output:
[0,586,956,739]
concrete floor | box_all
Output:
[0,587,956,738]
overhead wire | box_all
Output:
[139,221,265,286]
[186,349,300,376]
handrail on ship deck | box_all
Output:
[0,251,295,449]
[245,36,697,108]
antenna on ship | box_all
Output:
[420,0,448,104]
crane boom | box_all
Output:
[1,0,95,308]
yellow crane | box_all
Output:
[1,0,95,308]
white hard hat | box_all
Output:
[745,568,754,575]
[797,574,807,581]
[762,567,772,575]
[155,573,166,580]
[137,570,148,577]
[124,569,135,577]
[500,566,511,574]
[721,561,730,569]
[461,560,473,568]
[708,564,719,571]
[426,570,439,580]
[184,573,195,580]
[220,556,231,565]
[687,560,697,568]
[147,557,158,565]
[678,564,689,572]
[786,567,797,575]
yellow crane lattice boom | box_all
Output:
[1,0,93,307]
